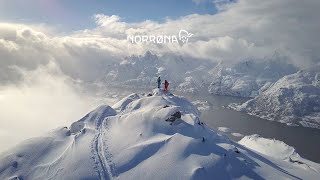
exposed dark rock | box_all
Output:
[172,111,181,118]
[165,111,182,122]
[289,157,304,164]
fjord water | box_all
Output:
[181,92,320,163]
[108,88,320,163]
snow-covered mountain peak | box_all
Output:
[1,90,319,179]
[208,57,298,97]
[232,66,320,128]
[102,52,215,92]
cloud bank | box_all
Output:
[1,0,320,84]
[0,63,113,151]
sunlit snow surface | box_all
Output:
[0,89,319,179]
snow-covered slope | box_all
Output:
[208,55,298,97]
[231,66,320,128]
[1,89,319,179]
[239,134,320,173]
[101,51,214,93]
[239,134,300,160]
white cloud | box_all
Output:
[1,0,320,84]
[77,0,320,68]
[192,0,209,5]
[0,62,115,152]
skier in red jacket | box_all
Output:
[164,80,169,93]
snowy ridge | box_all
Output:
[231,66,320,129]
[97,51,298,97]
[239,135,320,172]
[208,55,298,97]
[0,89,320,179]
[101,52,214,93]
[239,134,300,160]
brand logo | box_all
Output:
[179,30,193,43]
[127,29,193,44]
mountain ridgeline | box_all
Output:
[1,89,319,179]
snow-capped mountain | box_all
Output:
[1,89,319,179]
[101,51,215,93]
[99,51,298,97]
[231,66,320,129]
[208,54,298,97]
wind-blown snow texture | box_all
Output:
[1,89,319,179]
[232,66,320,129]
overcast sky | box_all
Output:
[0,0,319,152]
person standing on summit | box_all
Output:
[164,80,169,93]
[157,77,161,88]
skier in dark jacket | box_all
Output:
[157,77,161,88]
[164,80,169,93]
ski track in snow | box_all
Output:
[92,112,114,180]
[1,90,320,179]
